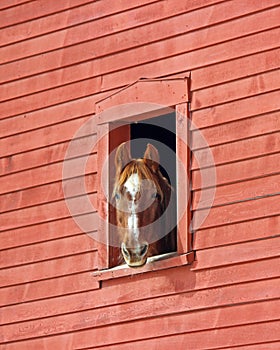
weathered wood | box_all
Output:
[0,177,97,214]
[0,215,97,250]
[0,77,102,120]
[0,234,97,269]
[0,157,97,197]
[0,0,160,45]
[192,111,280,149]
[0,269,101,307]
[194,215,280,250]
[192,46,280,90]
[193,235,280,270]
[192,132,280,169]
[1,277,279,342]
[193,194,280,231]
[103,44,280,96]
[192,68,280,110]
[176,103,192,256]
[0,0,93,28]
[0,251,98,288]
[1,10,279,88]
[0,195,98,233]
[0,0,30,11]
[0,99,96,138]
[192,153,280,190]
[1,256,279,312]
[3,0,278,65]
[78,321,280,350]
[192,89,280,129]
[0,141,84,176]
[96,79,188,119]
[193,172,280,210]
[2,300,280,348]
[1,1,280,348]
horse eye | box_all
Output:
[152,193,160,200]
[115,193,120,200]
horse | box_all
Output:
[112,142,176,267]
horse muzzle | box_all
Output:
[121,242,149,267]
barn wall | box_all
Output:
[1,0,280,348]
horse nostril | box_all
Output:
[140,244,148,256]
[121,243,130,258]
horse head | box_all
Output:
[113,142,176,267]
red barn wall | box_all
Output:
[1,0,280,348]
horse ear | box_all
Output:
[143,143,160,172]
[115,142,131,175]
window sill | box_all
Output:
[92,251,195,282]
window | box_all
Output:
[94,77,194,279]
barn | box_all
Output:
[1,0,280,348]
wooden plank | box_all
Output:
[192,153,280,190]
[5,40,279,109]
[0,77,101,120]
[192,89,280,129]
[0,39,278,126]
[0,269,100,307]
[194,215,280,250]
[0,0,93,28]
[193,173,280,210]
[218,342,280,350]
[77,321,280,350]
[51,301,278,349]
[0,213,97,250]
[0,99,96,138]
[1,254,279,311]
[0,277,279,342]
[94,253,194,282]
[0,195,98,232]
[192,132,280,169]
[192,111,280,150]
[1,299,279,348]
[192,68,280,111]
[192,47,280,91]
[0,251,98,288]
[96,123,110,269]
[0,0,226,102]
[193,235,280,270]
[102,46,280,97]
[0,177,97,214]
[0,2,279,347]
[1,12,280,87]
[193,194,280,231]
[0,0,159,46]
[97,79,188,116]
[0,139,97,177]
[176,103,192,255]
[0,234,97,269]
[0,154,96,195]
[0,0,30,10]
[0,116,95,157]
[2,0,278,66]
[0,0,224,64]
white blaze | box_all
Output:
[124,174,140,238]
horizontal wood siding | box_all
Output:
[1,0,279,349]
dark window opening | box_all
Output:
[130,113,176,187]
[109,113,177,268]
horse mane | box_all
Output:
[113,159,170,203]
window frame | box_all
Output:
[93,77,194,280]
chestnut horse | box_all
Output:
[112,142,176,267]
